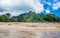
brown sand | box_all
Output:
[0,22,60,32]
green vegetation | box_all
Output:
[0,11,60,22]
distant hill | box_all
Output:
[18,11,45,22]
[0,11,60,22]
[13,11,60,22]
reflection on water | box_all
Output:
[0,30,60,38]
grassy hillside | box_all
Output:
[0,11,60,22]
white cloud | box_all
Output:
[0,10,25,16]
[31,1,43,13]
[0,0,21,7]
[0,0,44,16]
[46,9,50,14]
[52,2,60,10]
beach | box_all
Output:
[0,22,60,38]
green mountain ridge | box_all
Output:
[0,11,60,22]
[15,11,60,22]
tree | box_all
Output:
[9,18,16,22]
[5,13,11,22]
[44,14,59,22]
[17,17,26,22]
[5,13,11,18]
[0,15,7,22]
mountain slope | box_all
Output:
[15,11,60,22]
[17,11,45,22]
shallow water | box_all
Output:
[0,30,60,38]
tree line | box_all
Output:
[0,11,60,22]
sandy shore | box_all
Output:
[0,22,60,32]
[0,22,60,38]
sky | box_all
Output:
[0,0,60,17]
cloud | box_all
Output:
[46,9,50,14]
[0,0,44,16]
[52,2,60,10]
